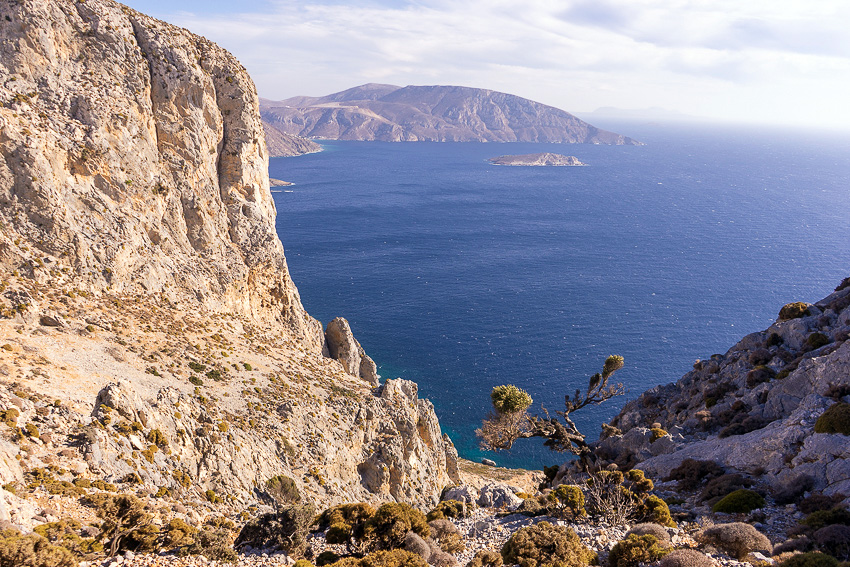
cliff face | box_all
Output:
[263,121,322,157]
[0,0,321,347]
[596,281,850,498]
[0,0,459,519]
[260,83,641,145]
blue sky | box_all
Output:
[122,0,850,129]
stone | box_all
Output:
[442,485,478,505]
[477,483,522,509]
[481,458,497,467]
[325,317,379,386]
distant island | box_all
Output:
[489,153,587,166]
[260,83,641,146]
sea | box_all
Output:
[268,120,850,470]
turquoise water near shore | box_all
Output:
[269,122,850,470]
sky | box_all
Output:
[122,0,850,130]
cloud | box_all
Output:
[128,0,850,128]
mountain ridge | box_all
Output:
[260,84,641,145]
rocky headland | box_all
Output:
[488,153,586,166]
[0,2,848,567]
[259,84,641,145]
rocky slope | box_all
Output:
[595,280,850,498]
[259,84,641,144]
[0,0,459,528]
[262,122,322,157]
[489,153,586,166]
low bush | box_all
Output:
[666,459,724,491]
[659,549,715,567]
[775,475,817,506]
[467,550,503,567]
[427,500,468,522]
[500,521,594,567]
[746,366,776,388]
[86,493,156,556]
[365,503,430,551]
[778,552,839,567]
[802,508,850,531]
[403,532,430,562]
[429,519,464,553]
[32,520,102,558]
[773,537,814,555]
[626,470,654,494]
[318,503,375,547]
[0,529,77,567]
[639,495,676,528]
[749,348,773,366]
[806,333,831,351]
[516,497,547,517]
[549,485,586,518]
[699,474,750,503]
[813,524,850,560]
[625,523,671,547]
[711,489,765,513]
[800,494,846,515]
[234,504,315,555]
[779,302,811,321]
[814,404,850,435]
[697,522,771,559]
[327,549,429,567]
[266,475,301,506]
[608,534,670,567]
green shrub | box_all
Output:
[640,495,676,527]
[779,302,811,321]
[802,508,850,531]
[500,521,594,567]
[86,493,156,556]
[24,423,39,438]
[318,503,376,545]
[147,429,168,447]
[650,428,669,443]
[365,503,430,550]
[626,470,654,493]
[712,489,765,513]
[427,500,468,522]
[0,408,19,428]
[317,552,340,566]
[807,333,831,350]
[779,552,840,567]
[490,385,533,413]
[266,475,301,506]
[33,519,102,558]
[625,523,671,547]
[700,474,750,503]
[815,404,850,435]
[0,529,77,567]
[205,489,221,504]
[189,361,206,373]
[608,534,670,567]
[697,522,771,559]
[358,549,428,567]
[297,560,318,567]
[429,519,464,554]
[549,485,586,518]
[746,366,776,388]
[235,504,315,554]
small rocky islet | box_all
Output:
[0,1,848,567]
[488,153,587,166]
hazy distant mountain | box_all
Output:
[577,106,706,123]
[259,84,640,145]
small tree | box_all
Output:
[477,356,625,471]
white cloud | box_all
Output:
[129,0,850,129]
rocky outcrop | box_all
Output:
[0,0,322,348]
[597,279,850,497]
[260,84,640,145]
[325,317,379,387]
[489,153,586,166]
[0,0,459,513]
[263,121,322,157]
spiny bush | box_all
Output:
[146,429,168,447]
[814,403,850,435]
[427,500,468,522]
[500,521,594,567]
[234,504,315,555]
[711,489,765,513]
[746,366,776,388]
[608,534,670,567]
[666,459,724,491]
[0,529,77,567]
[467,550,503,567]
[659,549,715,567]
[802,508,850,531]
[403,532,431,562]
[548,484,586,518]
[86,493,155,556]
[749,349,773,366]
[32,520,102,558]
[317,552,340,566]
[800,494,846,515]
[625,523,671,547]
[778,552,840,567]
[697,522,771,559]
[490,385,533,413]
[266,475,301,506]
[626,470,654,493]
[429,519,464,554]
[650,428,669,443]
[779,302,811,321]
[806,333,831,351]
[357,549,428,567]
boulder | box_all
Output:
[325,317,379,386]
[477,483,522,509]
[442,485,478,505]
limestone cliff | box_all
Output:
[596,279,850,497]
[0,0,459,522]
[263,121,322,158]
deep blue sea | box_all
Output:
[269,121,850,470]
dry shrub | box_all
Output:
[358,549,429,567]
[813,524,850,560]
[800,495,846,515]
[234,504,314,555]
[697,522,771,559]
[466,550,503,567]
[404,532,431,562]
[666,459,724,491]
[773,538,814,555]
[778,552,839,567]
[427,501,468,522]
[429,520,464,554]
[699,474,750,503]
[501,521,594,567]
[366,503,430,551]
[626,523,671,547]
[659,549,715,567]
[0,529,77,567]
